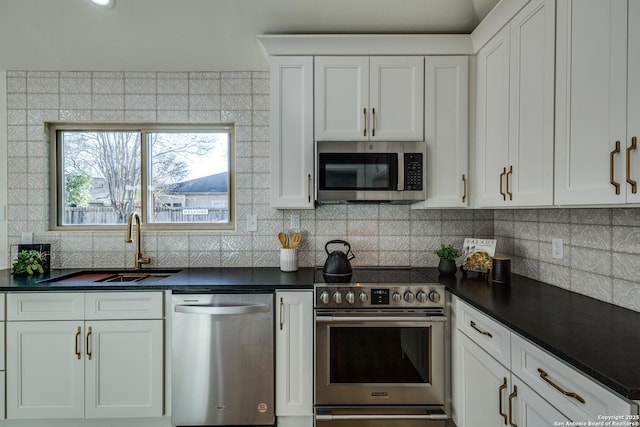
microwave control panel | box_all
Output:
[404,153,423,191]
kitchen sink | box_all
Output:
[39,270,181,284]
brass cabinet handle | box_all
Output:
[499,377,508,425]
[75,326,82,360]
[470,320,493,338]
[508,385,518,427]
[611,140,622,195]
[86,326,93,360]
[462,174,467,203]
[307,174,312,203]
[372,107,376,137]
[506,165,513,201]
[363,108,367,137]
[279,297,284,331]
[499,167,507,201]
[627,136,637,194]
[537,368,585,404]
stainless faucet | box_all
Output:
[125,212,151,270]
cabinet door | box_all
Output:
[476,25,511,207]
[6,321,85,419]
[369,56,424,141]
[508,0,555,206]
[454,332,511,427]
[85,320,163,418]
[275,291,313,417]
[415,56,468,208]
[511,379,571,427]
[270,56,315,209]
[555,0,628,205]
[627,0,640,203]
[315,57,369,141]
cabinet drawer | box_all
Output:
[456,298,511,367]
[511,333,635,421]
[85,292,163,319]
[7,293,84,321]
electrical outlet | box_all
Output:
[21,232,33,244]
[290,214,300,230]
[247,214,258,232]
[551,238,563,260]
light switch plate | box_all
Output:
[290,214,300,230]
[247,214,258,232]
[551,238,563,260]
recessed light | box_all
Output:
[88,0,115,8]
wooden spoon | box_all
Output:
[290,232,302,249]
[278,232,289,248]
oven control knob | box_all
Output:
[416,291,427,303]
[404,291,415,303]
[359,292,368,303]
[320,291,330,305]
[428,291,441,303]
[392,292,402,303]
[345,291,355,305]
[333,291,343,304]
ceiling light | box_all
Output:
[88,0,115,8]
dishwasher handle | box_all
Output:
[175,304,270,316]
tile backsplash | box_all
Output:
[4,70,640,313]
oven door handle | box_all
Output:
[316,413,449,421]
[315,315,447,323]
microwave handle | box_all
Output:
[397,153,404,191]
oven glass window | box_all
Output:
[329,326,430,383]
[319,153,398,191]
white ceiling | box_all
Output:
[0,0,499,72]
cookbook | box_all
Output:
[461,238,496,274]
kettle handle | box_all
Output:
[325,240,356,260]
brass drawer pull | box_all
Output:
[537,368,586,404]
[508,385,518,427]
[86,326,93,360]
[499,167,507,201]
[279,297,284,331]
[470,320,493,338]
[499,377,508,425]
[75,326,82,360]
[506,165,513,201]
[627,136,637,194]
[462,174,467,203]
[611,140,621,195]
[363,108,367,137]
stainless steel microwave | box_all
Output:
[316,141,426,203]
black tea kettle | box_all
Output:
[322,240,356,283]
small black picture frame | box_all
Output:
[12,243,51,274]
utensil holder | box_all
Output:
[280,248,298,272]
[491,256,511,284]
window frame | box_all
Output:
[48,122,236,232]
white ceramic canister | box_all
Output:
[280,248,298,272]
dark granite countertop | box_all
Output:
[0,267,315,292]
[415,267,640,402]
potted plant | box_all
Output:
[433,244,461,275]
[12,249,48,275]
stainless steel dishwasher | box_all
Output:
[172,293,274,426]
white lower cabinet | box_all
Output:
[5,292,164,420]
[452,296,637,427]
[275,290,313,427]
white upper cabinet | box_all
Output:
[555,0,640,205]
[413,56,469,208]
[315,56,424,141]
[476,0,555,207]
[270,56,315,209]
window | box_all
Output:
[48,123,235,231]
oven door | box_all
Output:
[315,311,445,406]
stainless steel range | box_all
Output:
[314,268,449,427]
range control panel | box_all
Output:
[314,284,445,309]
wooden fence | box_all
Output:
[65,207,228,224]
